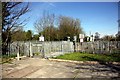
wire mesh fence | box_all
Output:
[6,41,120,58]
[75,41,120,54]
[8,41,74,58]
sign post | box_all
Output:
[79,34,85,52]
[39,35,45,58]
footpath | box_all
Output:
[2,57,120,78]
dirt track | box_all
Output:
[2,58,120,78]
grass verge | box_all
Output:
[54,52,120,62]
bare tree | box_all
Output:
[34,11,55,33]
[2,2,29,54]
[34,12,84,41]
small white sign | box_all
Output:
[90,36,94,42]
[39,35,44,41]
[73,36,77,41]
[67,36,70,41]
[80,39,84,42]
[79,34,84,39]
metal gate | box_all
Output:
[31,41,74,58]
[9,41,74,58]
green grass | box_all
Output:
[0,54,17,64]
[2,54,17,59]
[54,52,120,62]
[33,52,40,56]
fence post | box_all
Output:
[61,41,63,53]
[108,41,110,53]
[73,41,75,52]
[91,42,94,54]
[42,42,45,58]
[17,44,20,61]
[30,42,33,57]
[17,51,19,61]
[98,41,100,54]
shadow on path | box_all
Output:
[82,56,120,78]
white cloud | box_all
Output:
[48,2,56,7]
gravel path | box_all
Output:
[2,57,120,78]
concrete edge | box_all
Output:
[48,59,120,65]
[15,56,27,60]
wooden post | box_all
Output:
[17,46,19,61]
